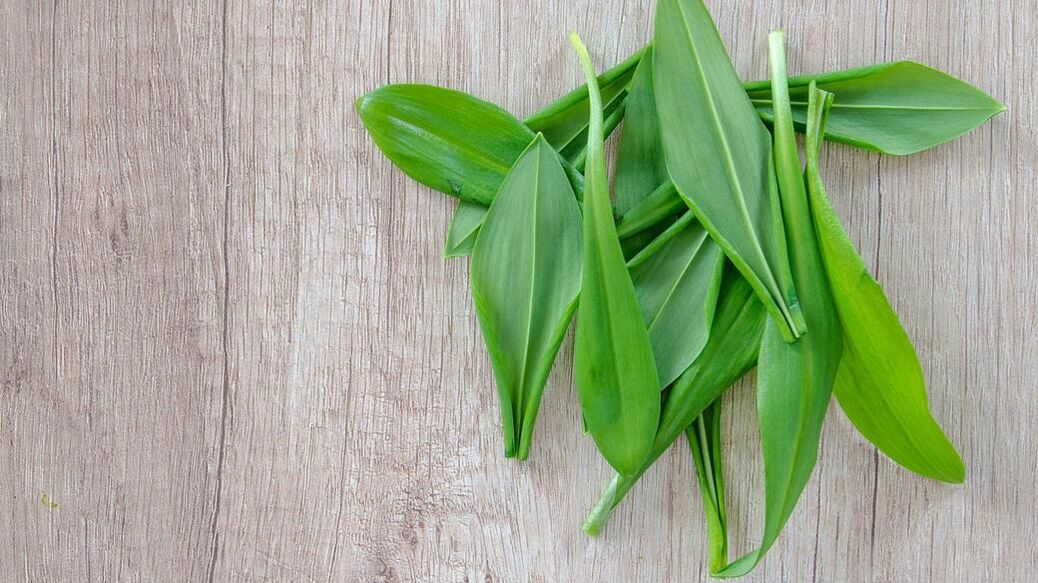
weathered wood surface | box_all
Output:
[1,0,1035,581]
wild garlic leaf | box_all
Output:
[654,0,804,342]
[804,86,967,483]
[614,48,669,216]
[686,399,729,574]
[583,266,765,535]
[357,84,536,205]
[615,182,685,241]
[746,61,1006,155]
[533,44,1004,157]
[440,55,1004,256]
[619,209,681,261]
[628,219,725,388]
[525,46,647,150]
[443,64,634,259]
[444,201,489,258]
[556,90,630,165]
[571,33,661,477]
[610,43,724,386]
[470,135,583,460]
[718,33,844,578]
[616,60,1004,239]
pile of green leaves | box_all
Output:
[357,0,1003,575]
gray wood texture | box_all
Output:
[1,0,1035,581]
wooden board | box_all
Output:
[1,0,1035,580]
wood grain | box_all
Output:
[1,0,1035,581]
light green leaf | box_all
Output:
[628,219,725,388]
[654,0,803,342]
[746,61,1006,155]
[571,33,660,477]
[471,135,583,460]
[803,84,966,484]
[717,33,843,578]
[584,267,765,535]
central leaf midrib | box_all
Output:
[515,147,544,440]
[647,229,709,332]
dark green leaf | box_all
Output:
[583,266,765,535]
[443,72,631,259]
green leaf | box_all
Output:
[628,218,725,388]
[617,58,1004,239]
[470,135,583,460]
[583,266,765,535]
[444,200,489,258]
[527,43,1004,158]
[440,55,1003,257]
[610,43,724,386]
[442,64,634,259]
[619,209,682,261]
[356,84,536,205]
[746,61,1006,155]
[717,34,843,577]
[615,182,685,241]
[654,0,804,342]
[555,89,630,165]
[571,33,661,477]
[614,48,668,216]
[525,46,647,153]
[686,399,729,574]
[803,86,966,483]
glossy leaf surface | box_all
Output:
[584,267,765,535]
[357,84,535,205]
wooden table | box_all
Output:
[2,1,1035,581]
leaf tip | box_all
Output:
[942,455,967,484]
